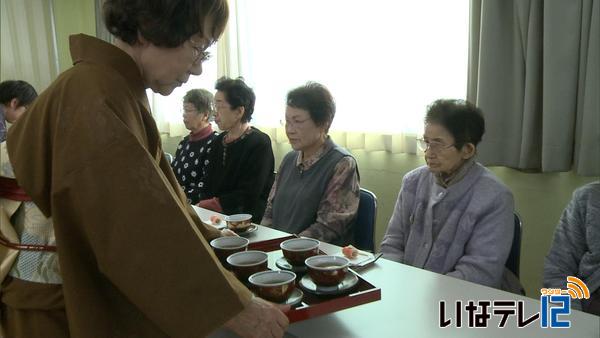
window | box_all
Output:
[234,0,469,136]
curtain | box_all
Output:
[469,0,599,176]
[95,0,112,43]
[216,0,241,78]
[0,0,59,92]
[210,0,470,154]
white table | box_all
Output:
[287,241,600,337]
[198,207,599,337]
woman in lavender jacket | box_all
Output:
[381,99,514,289]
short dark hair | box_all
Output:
[103,0,228,48]
[0,80,37,107]
[215,77,255,122]
[286,82,335,132]
[425,99,485,148]
[183,89,214,118]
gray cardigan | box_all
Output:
[381,163,514,288]
[544,182,600,310]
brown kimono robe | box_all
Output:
[3,34,251,338]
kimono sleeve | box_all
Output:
[50,109,251,336]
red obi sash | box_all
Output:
[0,176,32,201]
[0,176,56,252]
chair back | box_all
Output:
[354,188,377,252]
[506,212,522,277]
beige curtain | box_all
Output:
[259,127,419,154]
[469,0,599,176]
[217,0,241,78]
[95,0,112,43]
[0,0,59,92]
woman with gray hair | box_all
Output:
[172,88,217,204]
[381,99,515,289]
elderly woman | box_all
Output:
[197,77,274,223]
[172,88,217,204]
[381,99,514,289]
[261,82,360,246]
[3,1,287,337]
[544,181,600,315]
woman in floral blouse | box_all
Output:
[262,82,360,246]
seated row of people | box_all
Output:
[174,78,274,223]
[2,79,598,317]
[172,78,360,244]
[174,80,514,286]
[172,79,599,313]
[174,78,358,236]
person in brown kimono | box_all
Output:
[2,0,289,337]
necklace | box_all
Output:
[224,125,251,144]
[222,127,252,166]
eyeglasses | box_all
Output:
[416,138,455,152]
[183,107,198,115]
[183,105,215,118]
[189,38,212,64]
[280,118,310,129]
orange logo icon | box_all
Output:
[563,276,590,300]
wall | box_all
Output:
[163,135,598,297]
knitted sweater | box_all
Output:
[544,182,600,310]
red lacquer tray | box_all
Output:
[248,236,381,323]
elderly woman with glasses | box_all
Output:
[381,99,514,289]
[172,88,217,204]
[3,0,289,337]
[261,82,360,246]
[196,77,275,223]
